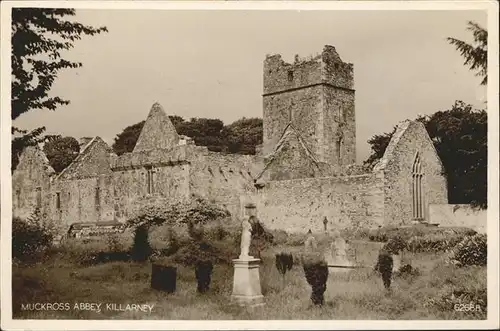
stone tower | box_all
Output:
[262,45,355,169]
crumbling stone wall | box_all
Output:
[189,147,258,218]
[110,146,192,222]
[51,175,114,228]
[12,146,54,220]
[323,86,355,168]
[429,204,486,234]
[263,86,323,158]
[57,137,113,180]
[374,121,448,225]
[254,173,385,233]
[47,137,115,227]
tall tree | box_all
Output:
[112,120,145,156]
[43,136,80,173]
[364,127,397,169]
[447,21,488,85]
[11,8,107,171]
[224,117,263,155]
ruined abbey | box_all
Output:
[12,45,449,233]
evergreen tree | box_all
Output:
[447,21,488,86]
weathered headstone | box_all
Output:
[231,203,264,307]
[304,230,317,251]
[326,231,356,273]
[392,253,402,273]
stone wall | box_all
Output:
[51,175,114,228]
[256,125,325,183]
[263,54,323,95]
[429,204,487,234]
[375,121,448,225]
[12,146,54,220]
[321,45,354,90]
[253,173,385,233]
[57,137,113,180]
[189,147,258,218]
[323,86,356,167]
[262,86,323,157]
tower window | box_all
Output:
[35,187,42,208]
[288,70,294,81]
[16,189,21,208]
[95,187,100,211]
[146,167,155,194]
[412,152,424,220]
[56,192,61,210]
[336,136,343,165]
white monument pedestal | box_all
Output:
[231,257,264,307]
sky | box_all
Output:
[13,9,488,162]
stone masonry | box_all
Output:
[12,45,448,234]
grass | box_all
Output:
[12,235,487,320]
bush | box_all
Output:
[368,226,477,253]
[195,259,214,293]
[448,234,487,267]
[275,252,294,276]
[127,197,230,228]
[302,259,328,305]
[131,224,152,262]
[407,232,466,253]
[12,213,54,263]
[374,248,393,290]
[105,233,125,252]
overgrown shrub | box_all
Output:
[195,259,214,293]
[407,232,466,253]
[12,213,54,263]
[302,257,328,305]
[131,224,152,262]
[448,234,487,267]
[368,226,477,253]
[105,234,124,252]
[374,248,393,290]
[127,197,230,228]
[275,253,294,276]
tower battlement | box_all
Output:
[263,45,354,96]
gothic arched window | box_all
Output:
[412,152,424,220]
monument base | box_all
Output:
[231,257,265,307]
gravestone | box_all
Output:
[304,230,317,251]
[326,231,356,273]
[392,253,402,273]
[151,264,177,293]
[231,203,264,307]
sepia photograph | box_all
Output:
[1,1,498,329]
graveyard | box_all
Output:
[12,203,487,320]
